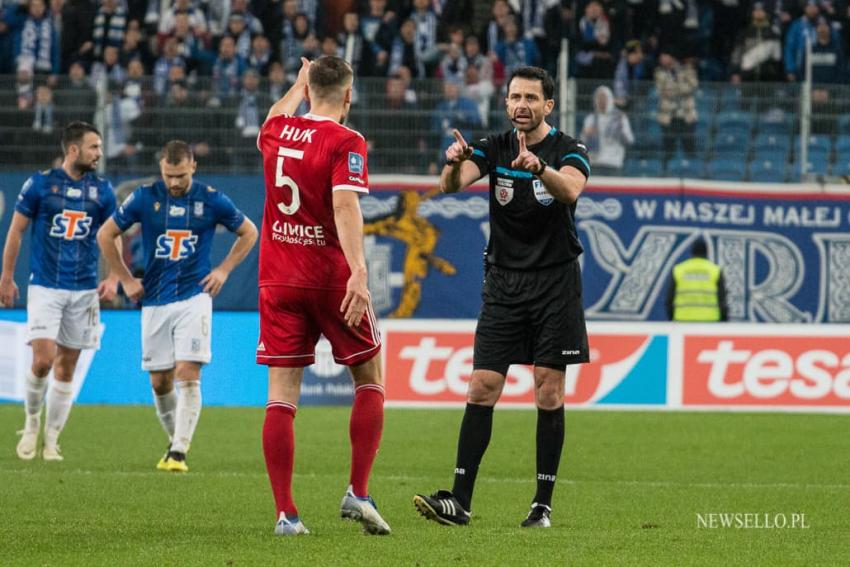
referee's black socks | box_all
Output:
[451,402,494,511]
[533,405,565,508]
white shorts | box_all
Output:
[27,285,100,350]
[141,293,212,371]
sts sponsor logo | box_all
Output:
[155,229,198,260]
[348,152,364,174]
[50,210,92,240]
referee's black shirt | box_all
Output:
[469,127,591,270]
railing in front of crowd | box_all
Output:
[1,74,847,183]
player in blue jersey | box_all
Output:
[1,122,119,461]
[97,140,257,472]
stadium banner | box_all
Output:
[3,174,850,321]
[2,311,850,412]
[382,320,850,412]
[0,310,353,407]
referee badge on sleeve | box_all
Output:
[533,179,554,206]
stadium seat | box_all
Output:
[754,132,791,151]
[833,135,850,164]
[718,88,744,110]
[625,158,664,177]
[694,88,717,116]
[708,158,746,181]
[667,158,705,178]
[834,159,850,177]
[748,159,786,183]
[795,135,831,153]
[712,132,751,161]
[834,135,850,157]
[715,110,753,139]
[755,107,793,134]
[789,155,831,176]
[837,114,850,136]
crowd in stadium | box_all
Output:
[1,0,849,175]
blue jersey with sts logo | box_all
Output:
[113,180,245,306]
[14,168,116,290]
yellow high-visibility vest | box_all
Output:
[672,257,722,321]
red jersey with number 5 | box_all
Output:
[257,112,369,290]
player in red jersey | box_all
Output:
[256,56,389,536]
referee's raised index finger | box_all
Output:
[452,129,467,147]
[517,131,527,153]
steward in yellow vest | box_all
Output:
[666,239,728,321]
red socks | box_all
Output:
[349,384,385,498]
[263,401,298,519]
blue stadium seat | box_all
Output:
[790,155,831,175]
[834,134,850,155]
[838,114,850,136]
[715,110,753,139]
[718,88,744,110]
[667,158,705,178]
[752,146,788,163]
[694,89,717,116]
[754,132,791,151]
[794,135,831,154]
[753,133,790,162]
[748,160,786,183]
[708,158,746,181]
[625,158,664,177]
[834,159,850,177]
[755,119,793,137]
[834,135,850,156]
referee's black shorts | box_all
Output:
[473,258,589,375]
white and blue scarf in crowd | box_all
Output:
[17,16,57,73]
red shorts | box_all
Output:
[257,285,381,367]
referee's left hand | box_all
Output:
[511,131,542,173]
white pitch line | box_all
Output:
[1,468,849,492]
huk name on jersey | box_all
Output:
[278,125,316,143]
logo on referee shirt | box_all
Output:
[348,152,364,174]
[155,229,198,260]
[495,177,514,206]
[49,210,92,240]
[533,179,554,206]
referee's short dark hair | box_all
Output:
[308,55,354,104]
[161,140,194,164]
[61,121,101,154]
[507,66,555,101]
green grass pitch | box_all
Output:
[1,404,848,565]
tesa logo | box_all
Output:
[50,210,92,240]
[382,328,652,405]
[684,336,850,406]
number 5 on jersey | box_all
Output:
[276,147,304,215]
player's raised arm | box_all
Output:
[0,212,30,307]
[512,131,587,204]
[265,57,311,123]
[201,217,258,297]
[96,218,143,302]
[440,129,483,194]
[333,189,369,327]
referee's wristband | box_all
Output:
[534,158,548,176]
[445,158,463,167]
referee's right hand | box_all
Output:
[445,129,473,165]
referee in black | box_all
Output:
[413,66,591,528]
